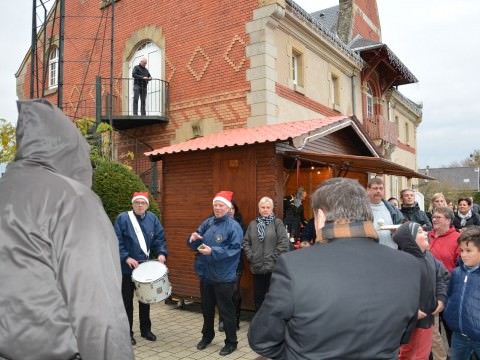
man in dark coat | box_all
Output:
[0,99,133,360]
[132,57,152,115]
[400,189,432,230]
[248,178,421,360]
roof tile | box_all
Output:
[145,116,349,156]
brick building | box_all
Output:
[16,0,428,305]
[17,0,422,190]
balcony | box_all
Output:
[96,77,169,130]
[363,114,398,146]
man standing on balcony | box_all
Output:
[132,57,152,116]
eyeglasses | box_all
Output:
[133,201,147,206]
[432,216,446,220]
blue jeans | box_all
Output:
[451,332,480,360]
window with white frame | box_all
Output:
[291,49,303,86]
[48,47,59,88]
[366,85,374,118]
[330,74,340,107]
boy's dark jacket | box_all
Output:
[393,223,449,329]
[444,263,480,341]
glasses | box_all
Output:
[133,201,147,206]
[432,215,446,220]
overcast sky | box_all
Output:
[1,0,479,168]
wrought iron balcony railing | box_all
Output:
[95,76,169,129]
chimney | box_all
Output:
[337,0,354,44]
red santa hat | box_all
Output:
[212,191,233,208]
[132,192,149,205]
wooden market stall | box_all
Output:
[145,116,432,309]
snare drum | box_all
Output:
[131,261,172,304]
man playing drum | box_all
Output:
[114,192,168,346]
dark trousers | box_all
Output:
[219,272,242,326]
[122,274,151,336]
[200,280,237,345]
[133,85,147,115]
[253,272,272,311]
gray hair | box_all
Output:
[258,196,274,208]
[311,178,373,222]
[433,206,454,225]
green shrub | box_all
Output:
[92,157,160,222]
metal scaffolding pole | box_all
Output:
[58,0,65,109]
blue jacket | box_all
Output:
[444,263,480,341]
[114,211,167,275]
[187,214,242,283]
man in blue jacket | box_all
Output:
[114,192,167,346]
[187,191,243,356]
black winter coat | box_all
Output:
[401,203,432,230]
[248,237,421,359]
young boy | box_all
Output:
[393,222,450,359]
[444,226,480,359]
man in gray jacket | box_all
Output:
[0,100,133,360]
[248,178,421,360]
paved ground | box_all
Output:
[132,299,265,360]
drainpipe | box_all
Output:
[351,73,356,117]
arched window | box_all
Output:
[48,47,59,89]
[366,85,374,118]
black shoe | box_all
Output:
[218,321,224,332]
[196,338,212,350]
[219,343,237,356]
[141,331,157,341]
[131,336,136,346]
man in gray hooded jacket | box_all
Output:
[0,100,134,360]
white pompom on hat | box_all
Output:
[132,191,149,205]
[212,190,233,208]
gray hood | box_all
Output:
[13,99,92,186]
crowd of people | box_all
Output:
[3,100,480,359]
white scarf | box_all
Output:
[128,211,149,257]
[458,209,473,228]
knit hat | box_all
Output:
[408,222,420,239]
[213,191,233,208]
[393,222,424,257]
[132,192,149,205]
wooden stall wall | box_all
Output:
[161,142,282,309]
[162,150,215,300]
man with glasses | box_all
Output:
[114,192,167,346]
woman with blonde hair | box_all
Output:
[243,196,289,310]
[427,193,447,223]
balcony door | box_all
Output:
[129,41,162,115]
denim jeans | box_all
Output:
[451,332,480,360]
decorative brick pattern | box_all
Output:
[223,35,247,72]
[165,57,176,82]
[186,47,211,81]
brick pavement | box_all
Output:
[132,300,265,360]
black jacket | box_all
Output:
[248,237,421,359]
[393,223,449,329]
[401,203,433,230]
[453,211,480,231]
[132,64,151,88]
